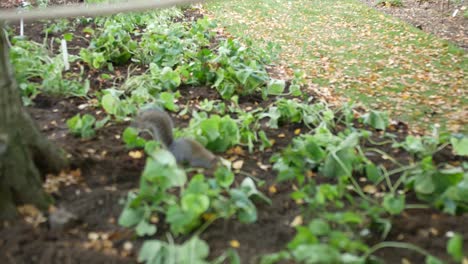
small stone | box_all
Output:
[49,208,78,231]
[123,241,133,251]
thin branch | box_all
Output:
[0,0,204,22]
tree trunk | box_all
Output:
[0,22,67,220]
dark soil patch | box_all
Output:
[377,208,468,263]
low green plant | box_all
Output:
[100,89,138,120]
[79,20,137,68]
[184,112,241,152]
[447,233,464,262]
[118,146,269,236]
[67,113,108,139]
[450,134,468,156]
[259,98,335,129]
[42,19,70,34]
[361,110,389,130]
[139,235,240,264]
[122,127,147,149]
[9,37,89,102]
[211,39,270,99]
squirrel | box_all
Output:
[132,108,218,169]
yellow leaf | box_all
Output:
[363,185,377,194]
[232,160,244,170]
[268,185,277,194]
[290,215,303,227]
[229,239,240,248]
[128,150,143,159]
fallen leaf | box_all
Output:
[363,185,377,194]
[232,160,244,170]
[229,240,240,248]
[268,185,277,194]
[290,215,303,227]
[128,150,143,159]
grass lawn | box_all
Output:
[205,0,467,133]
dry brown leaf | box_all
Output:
[268,184,277,194]
[257,162,270,171]
[229,240,240,248]
[232,160,244,170]
[290,215,303,227]
[128,150,143,159]
[363,185,377,194]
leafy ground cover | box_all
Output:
[0,1,467,264]
[205,0,467,134]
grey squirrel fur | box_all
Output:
[132,108,217,169]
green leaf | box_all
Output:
[215,166,235,188]
[404,135,425,154]
[63,33,73,41]
[362,110,389,130]
[447,233,464,262]
[94,116,109,129]
[166,205,200,235]
[308,219,330,236]
[160,66,181,90]
[322,148,355,178]
[288,226,317,249]
[365,163,382,183]
[425,255,443,264]
[138,240,164,263]
[382,194,405,215]
[305,139,326,161]
[259,130,273,150]
[66,114,96,139]
[240,177,272,205]
[291,244,341,264]
[122,127,146,148]
[229,189,257,223]
[178,236,210,264]
[450,136,468,156]
[413,172,436,195]
[159,92,179,112]
[66,114,81,133]
[200,117,221,141]
[101,93,118,115]
[260,251,291,264]
[337,132,360,149]
[135,220,157,236]
[267,79,286,95]
[289,84,302,96]
[181,193,210,215]
[118,206,145,228]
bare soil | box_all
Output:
[0,2,467,264]
[360,0,468,50]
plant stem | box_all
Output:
[367,137,394,146]
[405,204,431,209]
[365,148,403,167]
[332,151,376,205]
[380,166,395,194]
[363,241,435,260]
[194,217,217,237]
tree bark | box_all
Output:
[0,22,67,220]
